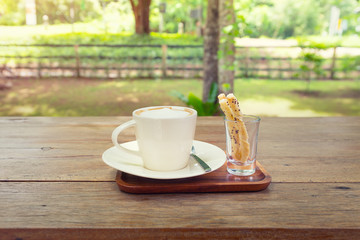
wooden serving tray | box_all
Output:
[115,162,271,194]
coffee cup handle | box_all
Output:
[111,120,141,156]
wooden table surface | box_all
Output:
[1,116,359,239]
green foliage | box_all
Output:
[0,0,101,25]
[35,0,101,24]
[171,82,219,116]
[235,0,359,39]
[32,31,202,45]
[0,32,203,67]
[151,0,204,33]
[221,83,232,92]
[296,38,329,84]
[338,56,360,78]
[296,37,339,49]
[1,0,359,38]
[0,0,25,25]
[301,52,325,76]
[300,35,360,48]
[296,49,325,91]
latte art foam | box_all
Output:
[136,107,193,119]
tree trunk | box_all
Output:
[202,0,219,101]
[129,0,152,35]
[218,0,235,95]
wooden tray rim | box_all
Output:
[116,162,271,194]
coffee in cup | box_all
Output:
[112,106,197,171]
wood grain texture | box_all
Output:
[0,182,359,229]
[1,117,360,239]
[1,228,359,240]
[1,117,360,182]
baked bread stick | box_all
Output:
[218,93,250,163]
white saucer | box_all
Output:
[102,140,226,180]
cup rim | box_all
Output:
[133,106,197,119]
[223,114,261,123]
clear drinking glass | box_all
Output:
[224,115,261,176]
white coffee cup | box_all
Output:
[112,106,197,171]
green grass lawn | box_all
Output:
[0,78,359,117]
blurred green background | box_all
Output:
[0,0,359,117]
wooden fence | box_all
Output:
[0,44,359,80]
